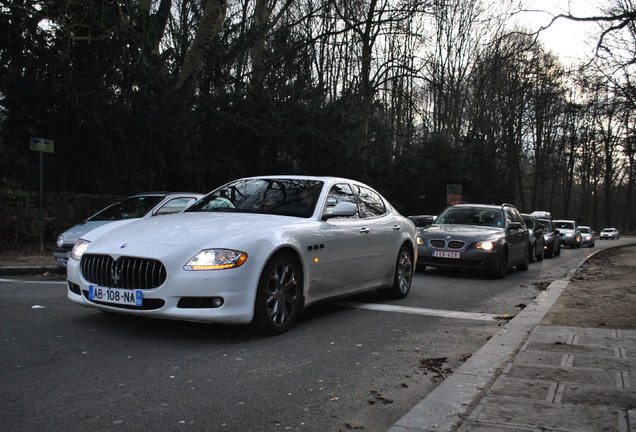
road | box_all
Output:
[0,239,631,432]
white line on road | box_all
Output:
[338,302,501,322]
[0,278,66,285]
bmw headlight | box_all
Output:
[475,241,495,251]
[56,235,64,248]
[71,240,90,260]
[185,249,248,271]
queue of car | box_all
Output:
[59,179,621,333]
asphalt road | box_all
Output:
[0,239,631,432]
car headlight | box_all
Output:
[475,241,495,251]
[417,237,425,245]
[71,240,90,261]
[184,249,248,271]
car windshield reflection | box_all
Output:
[435,207,503,228]
[187,178,324,218]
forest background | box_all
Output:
[1,0,635,245]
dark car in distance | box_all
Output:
[417,203,529,278]
[521,213,545,262]
[538,219,561,258]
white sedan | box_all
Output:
[67,176,417,334]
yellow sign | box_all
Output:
[30,137,54,153]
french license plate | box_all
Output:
[89,285,143,306]
[433,250,460,259]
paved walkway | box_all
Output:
[389,250,636,432]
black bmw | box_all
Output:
[417,203,530,278]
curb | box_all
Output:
[387,250,601,432]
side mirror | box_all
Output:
[508,221,523,230]
[408,215,434,227]
[322,202,357,220]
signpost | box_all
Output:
[30,138,54,252]
[446,184,462,205]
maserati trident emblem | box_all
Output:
[111,261,122,284]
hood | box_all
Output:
[59,220,115,245]
[419,224,504,241]
[84,212,300,250]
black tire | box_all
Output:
[545,246,554,258]
[517,246,530,271]
[529,243,536,263]
[537,244,544,261]
[491,250,508,279]
[387,245,414,299]
[252,253,302,335]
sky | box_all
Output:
[514,0,606,65]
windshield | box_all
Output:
[435,207,503,228]
[602,228,614,232]
[89,196,165,221]
[580,227,591,233]
[540,220,554,231]
[187,178,324,218]
[555,221,574,230]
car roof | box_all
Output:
[448,203,510,210]
[129,192,202,197]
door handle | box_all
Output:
[392,225,401,231]
[359,228,370,234]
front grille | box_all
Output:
[428,239,466,249]
[430,240,446,248]
[448,240,465,249]
[80,254,167,289]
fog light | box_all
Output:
[212,297,224,307]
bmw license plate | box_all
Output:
[432,250,460,259]
[89,285,143,306]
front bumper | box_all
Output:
[417,242,502,272]
[53,246,72,267]
[66,255,263,324]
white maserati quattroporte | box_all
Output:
[66,176,418,334]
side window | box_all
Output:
[325,183,359,218]
[355,185,386,218]
[154,197,198,215]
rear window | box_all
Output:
[555,221,574,229]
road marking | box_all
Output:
[339,302,501,321]
[0,278,66,285]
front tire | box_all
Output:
[387,246,413,299]
[517,246,530,271]
[252,253,302,335]
[491,249,508,279]
[529,243,536,263]
[537,244,544,261]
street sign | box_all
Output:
[447,184,462,205]
[30,137,54,153]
